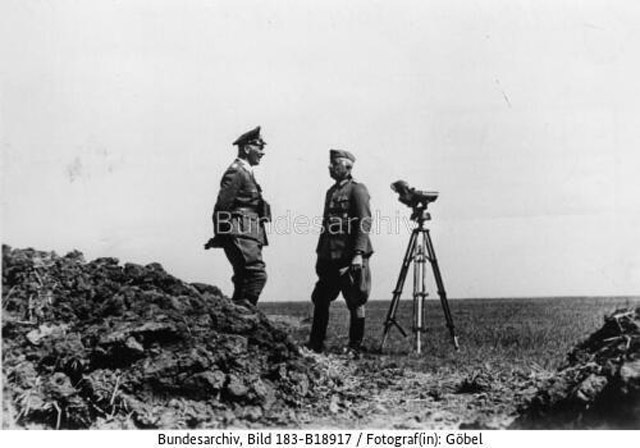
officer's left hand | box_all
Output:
[351,254,363,270]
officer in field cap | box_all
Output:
[307,149,374,356]
[204,126,271,307]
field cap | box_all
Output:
[233,126,266,147]
[330,149,356,163]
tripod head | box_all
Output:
[391,180,439,224]
[409,205,431,224]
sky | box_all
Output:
[2,0,640,301]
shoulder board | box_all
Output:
[226,161,243,172]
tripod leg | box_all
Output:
[424,229,459,350]
[380,229,419,351]
[413,237,428,354]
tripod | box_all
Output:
[380,207,459,353]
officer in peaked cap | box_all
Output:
[204,126,271,307]
[307,148,374,356]
[233,126,266,147]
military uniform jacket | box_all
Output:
[316,177,373,261]
[211,159,269,246]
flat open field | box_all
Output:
[261,296,640,368]
[260,296,640,428]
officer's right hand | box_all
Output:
[351,253,363,269]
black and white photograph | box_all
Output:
[2,0,640,440]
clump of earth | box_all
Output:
[513,308,640,429]
[1,245,339,429]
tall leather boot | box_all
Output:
[308,303,329,353]
[348,315,365,350]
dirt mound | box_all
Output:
[513,308,640,429]
[1,245,332,429]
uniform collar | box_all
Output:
[235,157,254,174]
[334,176,352,188]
